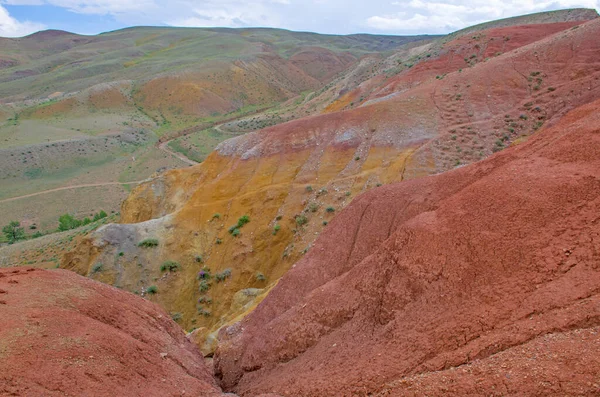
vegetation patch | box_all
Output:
[138,238,159,247]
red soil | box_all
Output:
[0,267,224,396]
[214,96,600,396]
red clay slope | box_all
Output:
[0,267,224,397]
[214,96,600,395]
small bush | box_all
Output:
[256,272,266,282]
[212,213,221,219]
[308,202,319,212]
[305,185,313,192]
[323,221,328,226]
[138,238,159,248]
[199,280,211,292]
[215,268,232,282]
[198,308,211,317]
[232,228,240,237]
[146,285,158,294]
[195,255,204,263]
[171,312,183,322]
[237,215,250,227]
[295,215,308,226]
[216,238,222,244]
[198,296,212,304]
[160,260,180,272]
[197,268,212,280]
[326,207,335,213]
[91,263,103,273]
[273,224,281,235]
[118,252,124,257]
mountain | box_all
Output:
[0,26,436,234]
[54,9,600,352]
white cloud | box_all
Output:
[169,0,285,28]
[0,4,45,36]
[367,0,600,32]
[0,0,599,36]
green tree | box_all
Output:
[58,214,81,231]
[93,210,108,221]
[2,221,25,243]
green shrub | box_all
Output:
[199,280,211,292]
[118,251,124,257]
[171,312,183,322]
[146,285,158,294]
[212,213,221,219]
[91,263,103,274]
[295,215,308,226]
[308,203,319,212]
[160,260,180,272]
[326,207,335,213]
[305,185,313,192]
[198,308,211,317]
[216,238,222,244]
[232,228,240,237]
[273,224,281,235]
[195,255,204,263]
[256,272,266,282]
[58,214,81,231]
[93,210,108,221]
[323,221,328,226]
[237,215,250,227]
[215,268,232,282]
[198,295,212,304]
[138,238,159,248]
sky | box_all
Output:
[0,0,598,37]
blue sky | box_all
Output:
[0,0,598,37]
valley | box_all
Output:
[1,7,600,397]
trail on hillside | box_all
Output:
[0,180,148,203]
[157,140,198,166]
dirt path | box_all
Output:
[0,180,148,204]
[158,140,199,166]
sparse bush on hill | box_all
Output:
[296,215,308,226]
[160,261,180,272]
[138,238,159,248]
[58,214,81,231]
[146,285,157,294]
[229,215,250,237]
[273,224,281,235]
[256,272,266,282]
[215,269,232,282]
[91,263,103,273]
[199,280,211,292]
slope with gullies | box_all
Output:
[60,10,600,354]
[215,92,600,397]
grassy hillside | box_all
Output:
[0,27,438,234]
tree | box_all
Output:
[2,221,25,243]
[93,210,108,221]
[58,214,81,231]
